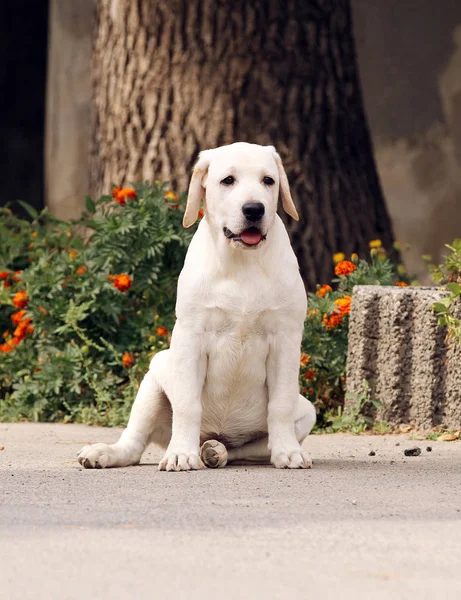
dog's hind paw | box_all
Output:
[200,440,228,468]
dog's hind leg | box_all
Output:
[78,351,172,469]
[227,395,316,466]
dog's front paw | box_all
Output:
[78,443,116,469]
[158,450,202,472]
[271,448,312,469]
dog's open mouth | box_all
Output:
[223,227,266,246]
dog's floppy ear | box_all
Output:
[270,147,299,221]
[183,150,212,228]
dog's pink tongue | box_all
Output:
[240,228,262,245]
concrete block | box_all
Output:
[346,286,461,429]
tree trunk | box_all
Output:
[91,0,396,288]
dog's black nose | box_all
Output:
[242,202,265,221]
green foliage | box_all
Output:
[1,204,406,429]
[430,239,461,341]
[0,183,193,425]
[322,380,383,435]
[372,421,392,435]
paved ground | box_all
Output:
[1,423,461,599]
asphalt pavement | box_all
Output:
[1,423,461,599]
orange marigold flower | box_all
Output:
[7,337,21,348]
[27,243,34,249]
[2,331,9,339]
[307,308,319,317]
[14,319,31,340]
[122,352,134,369]
[0,343,13,353]
[198,209,204,219]
[69,250,78,260]
[156,326,168,336]
[300,353,310,366]
[11,310,26,325]
[323,313,344,330]
[112,186,122,198]
[395,281,408,287]
[13,270,22,282]
[334,260,357,277]
[164,191,179,202]
[31,231,38,238]
[334,296,352,316]
[304,369,317,382]
[3,281,11,288]
[76,265,87,275]
[0,271,9,280]
[114,187,137,205]
[316,284,332,297]
[113,274,132,292]
[13,291,28,309]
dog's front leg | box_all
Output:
[266,333,312,469]
[159,326,206,471]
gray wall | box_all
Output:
[353,0,461,278]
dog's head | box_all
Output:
[183,142,298,249]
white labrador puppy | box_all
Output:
[78,142,316,471]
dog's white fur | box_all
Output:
[78,142,316,471]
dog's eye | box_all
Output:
[221,176,235,186]
[263,176,275,186]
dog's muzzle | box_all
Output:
[223,227,266,246]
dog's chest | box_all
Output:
[205,277,277,335]
[200,283,276,444]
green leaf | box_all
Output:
[85,196,96,214]
[433,302,450,314]
[446,282,461,296]
[17,200,38,220]
[450,239,461,253]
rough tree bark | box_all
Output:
[90,0,395,288]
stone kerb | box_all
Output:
[346,286,461,429]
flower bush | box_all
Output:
[0,183,194,425]
[1,191,408,431]
[430,239,461,341]
[299,241,409,428]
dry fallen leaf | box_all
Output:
[437,432,459,442]
[399,424,412,433]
